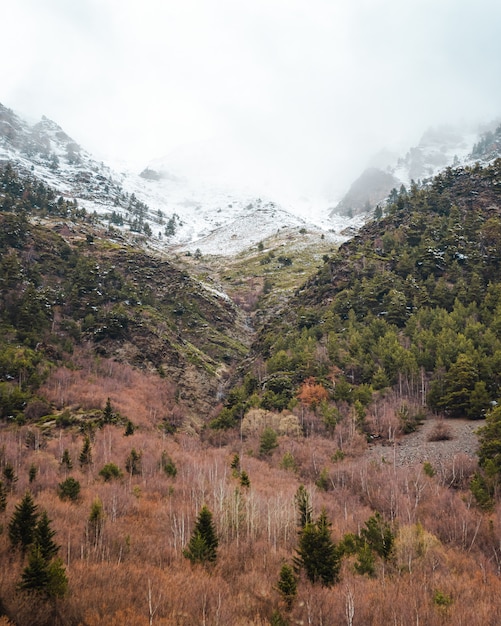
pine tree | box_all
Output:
[28,464,37,484]
[294,509,340,586]
[294,485,312,529]
[8,491,39,555]
[34,511,59,561]
[0,480,7,513]
[276,562,297,610]
[183,505,218,565]
[60,449,72,472]
[125,448,142,475]
[79,436,92,468]
[102,397,114,424]
[19,546,68,599]
[124,420,135,436]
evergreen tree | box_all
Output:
[294,485,312,529]
[28,463,37,484]
[276,562,297,610]
[259,427,278,457]
[8,491,39,555]
[294,509,340,586]
[102,397,114,424]
[0,480,7,513]
[125,448,142,475]
[34,511,59,561]
[19,546,68,599]
[60,449,72,472]
[3,462,17,493]
[79,435,92,468]
[360,512,394,560]
[58,477,81,502]
[183,505,218,565]
[124,420,135,436]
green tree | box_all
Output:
[8,491,39,555]
[19,547,68,599]
[60,449,72,472]
[34,511,59,561]
[102,397,115,424]
[125,448,142,475]
[294,485,312,529]
[259,427,278,457]
[360,512,395,560]
[183,505,218,565]
[58,477,80,502]
[0,480,7,512]
[294,509,340,586]
[124,420,135,436]
[88,498,105,548]
[276,562,297,610]
[3,462,17,493]
[79,435,92,468]
[28,463,37,484]
[99,462,123,482]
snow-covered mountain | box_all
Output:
[0,103,361,256]
[330,121,501,218]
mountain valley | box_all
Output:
[1,104,501,625]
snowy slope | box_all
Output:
[0,103,361,256]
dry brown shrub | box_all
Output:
[427,420,452,442]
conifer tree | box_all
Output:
[0,480,7,513]
[183,505,218,565]
[276,562,297,610]
[294,484,312,529]
[294,509,340,586]
[19,546,68,599]
[102,397,114,424]
[60,449,72,472]
[8,491,39,555]
[79,436,92,468]
[34,511,59,561]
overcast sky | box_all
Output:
[3,0,501,200]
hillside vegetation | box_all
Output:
[1,160,501,625]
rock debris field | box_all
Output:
[368,418,483,468]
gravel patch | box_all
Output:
[368,418,484,467]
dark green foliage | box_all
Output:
[294,485,312,529]
[60,449,72,471]
[240,470,250,488]
[28,464,37,483]
[102,397,115,424]
[8,491,39,555]
[124,420,135,436]
[242,160,501,424]
[354,542,376,577]
[125,448,142,475]
[79,436,92,468]
[183,505,218,565]
[259,427,278,457]
[34,511,59,561]
[19,547,68,599]
[294,509,340,586]
[57,477,80,502]
[99,463,123,482]
[360,512,395,560]
[0,480,7,512]
[161,451,177,478]
[276,562,297,610]
[3,462,17,491]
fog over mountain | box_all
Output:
[3,0,501,203]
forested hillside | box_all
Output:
[2,159,501,625]
[215,160,501,431]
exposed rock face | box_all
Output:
[330,167,399,217]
